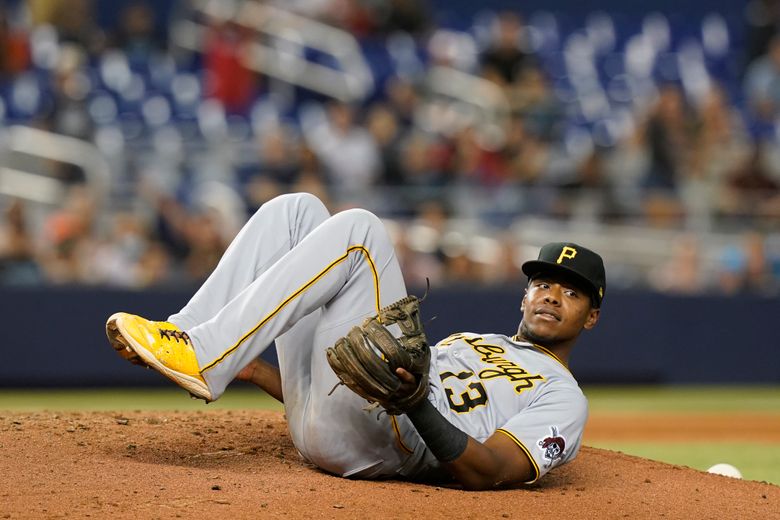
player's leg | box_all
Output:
[109,206,420,476]
[289,311,425,479]
[189,208,408,400]
[168,192,330,329]
[106,192,330,400]
[276,215,422,478]
[272,308,318,444]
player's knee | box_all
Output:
[249,192,328,222]
[337,208,385,235]
[290,192,326,211]
[267,192,323,211]
[287,192,329,221]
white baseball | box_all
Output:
[707,463,742,479]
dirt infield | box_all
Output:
[1,410,778,519]
[585,412,780,442]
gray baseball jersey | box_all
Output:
[164,193,587,482]
[408,332,588,482]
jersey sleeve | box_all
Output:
[495,385,588,483]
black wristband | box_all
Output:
[406,400,469,463]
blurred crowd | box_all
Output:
[0,0,779,295]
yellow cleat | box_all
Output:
[105,312,213,402]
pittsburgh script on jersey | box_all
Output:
[442,334,545,393]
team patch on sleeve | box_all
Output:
[537,426,566,468]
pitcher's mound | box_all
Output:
[1,410,777,519]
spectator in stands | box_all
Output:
[0,199,41,285]
[680,85,749,227]
[152,195,191,263]
[182,209,228,282]
[366,103,404,186]
[392,200,448,287]
[442,239,480,284]
[42,0,105,55]
[322,0,378,38]
[480,12,535,87]
[690,84,748,182]
[0,4,29,79]
[391,228,438,288]
[451,126,508,186]
[87,212,155,287]
[474,233,525,286]
[44,44,93,140]
[717,231,779,295]
[375,0,432,37]
[555,148,619,222]
[718,141,780,220]
[641,84,692,226]
[643,84,693,191]
[113,1,164,64]
[290,145,331,207]
[743,0,780,73]
[385,75,420,130]
[745,34,780,123]
[397,131,447,212]
[203,15,256,114]
[502,116,549,186]
[253,126,300,185]
[303,101,381,194]
[649,234,711,294]
[135,241,173,287]
[245,175,286,215]
[38,186,96,284]
[511,67,564,142]
[241,125,304,211]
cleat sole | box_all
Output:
[106,314,148,367]
[105,312,213,402]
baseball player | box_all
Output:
[106,192,605,489]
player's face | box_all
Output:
[519,275,600,346]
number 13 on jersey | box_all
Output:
[440,371,488,413]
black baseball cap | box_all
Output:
[521,242,606,307]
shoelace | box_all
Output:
[159,329,191,344]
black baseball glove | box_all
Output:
[326,295,430,415]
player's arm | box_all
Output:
[442,430,535,489]
[234,358,283,403]
[398,368,533,490]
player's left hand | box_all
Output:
[395,367,418,394]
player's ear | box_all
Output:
[520,288,528,312]
[583,308,600,330]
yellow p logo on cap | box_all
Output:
[556,246,577,264]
